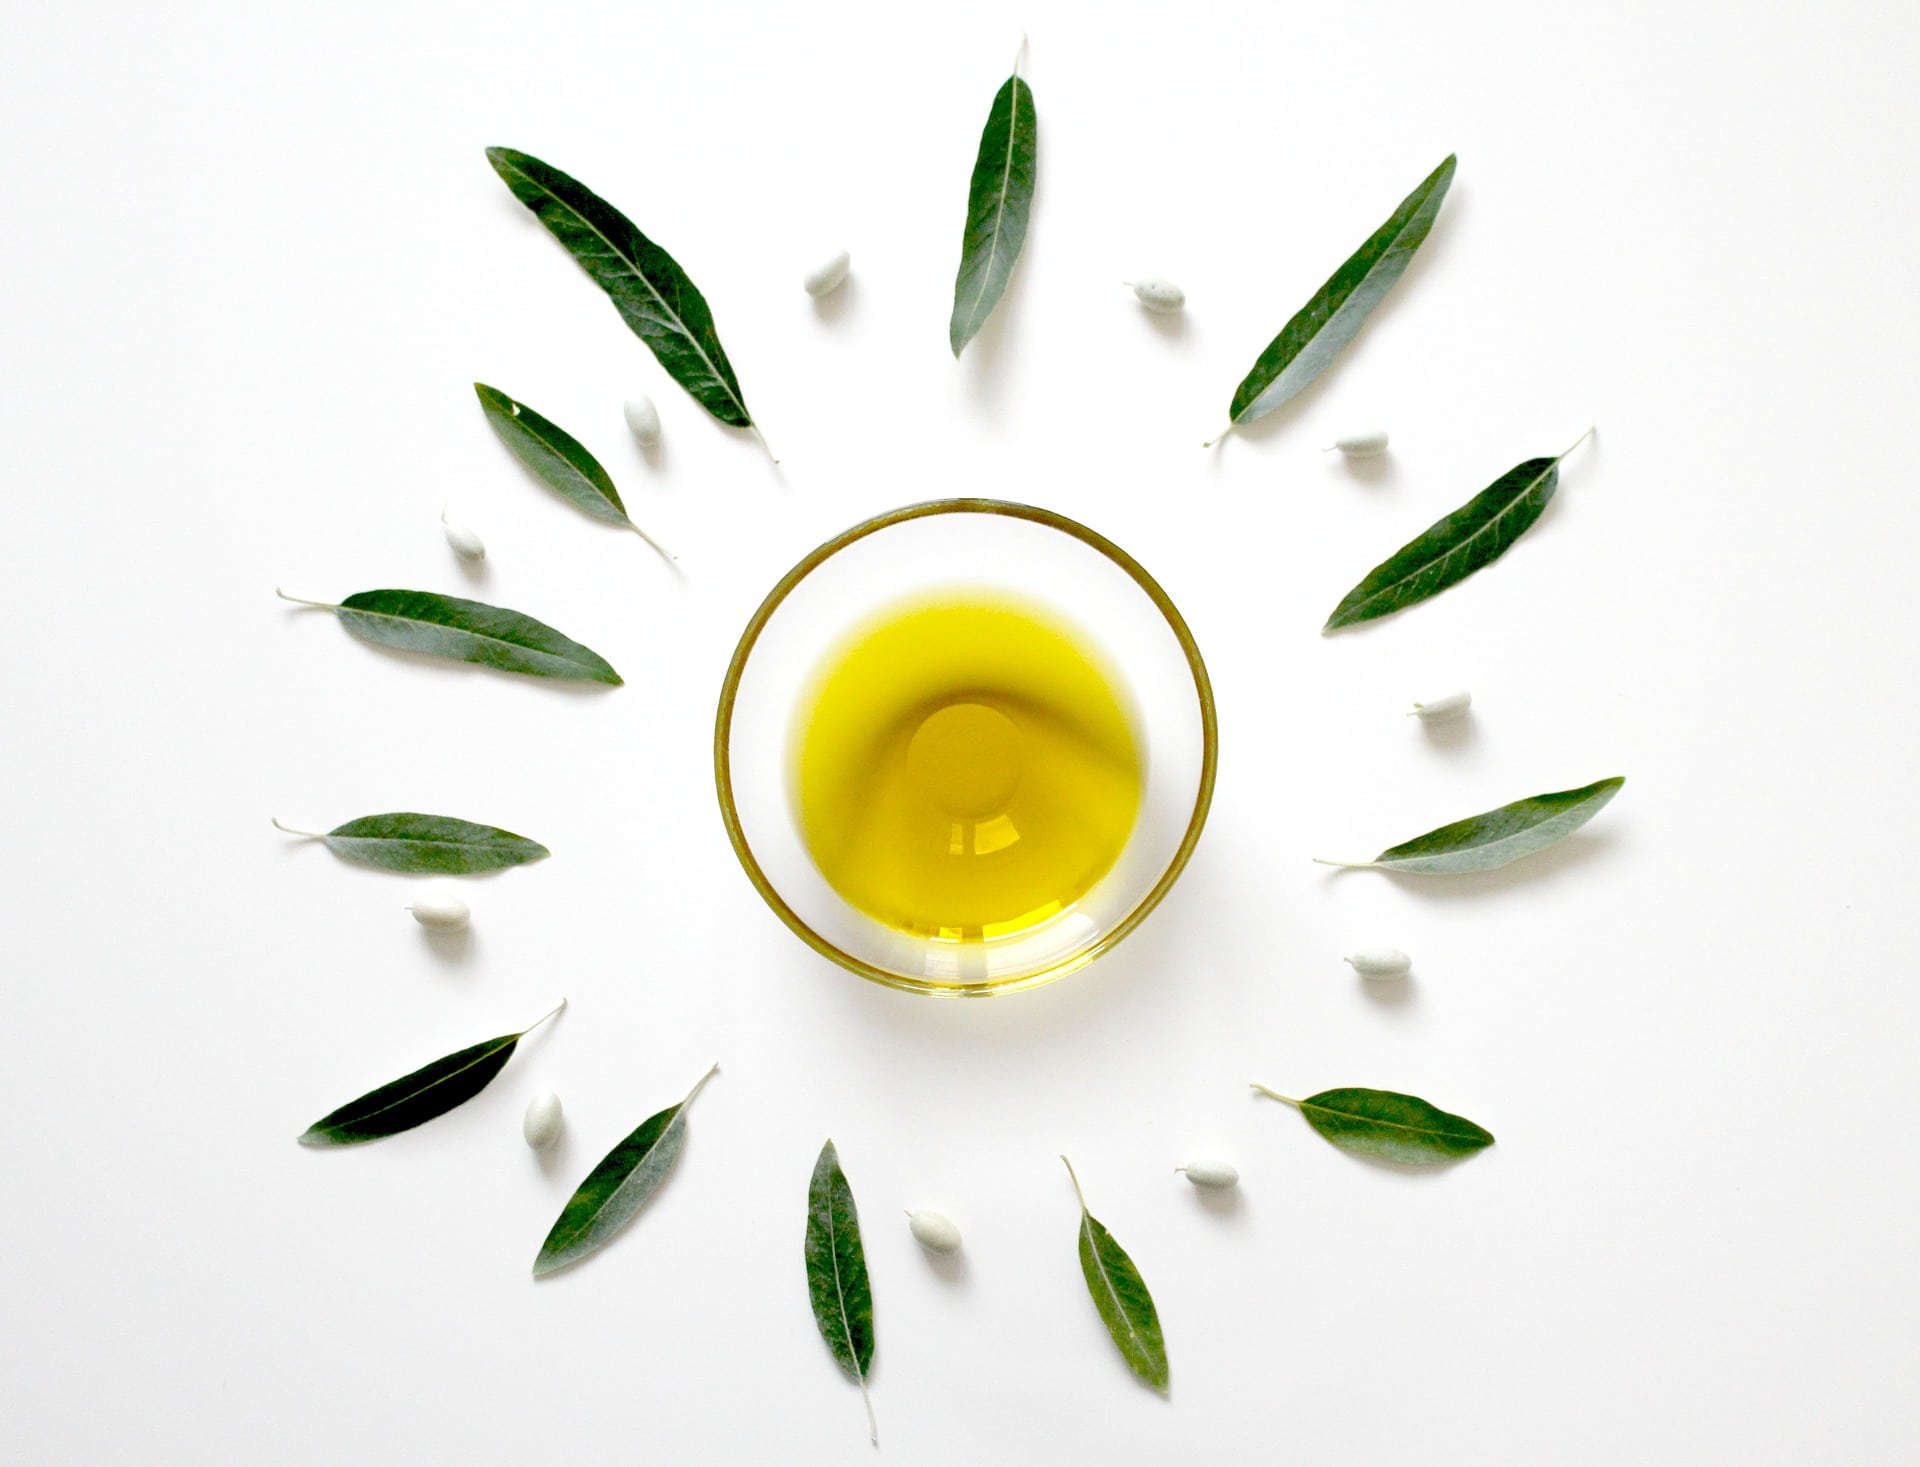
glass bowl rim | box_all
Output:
[712,497,1219,997]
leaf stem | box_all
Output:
[275,588,340,611]
[628,519,679,561]
[748,422,779,465]
[1014,32,1029,77]
[1311,856,1374,869]
[1249,1082,1301,1108]
[271,817,327,839]
[521,998,568,1037]
[1202,424,1234,450]
[859,1374,878,1446]
[680,1060,720,1110]
[1556,423,1597,463]
[1060,1154,1089,1214]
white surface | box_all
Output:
[3,1,1917,1462]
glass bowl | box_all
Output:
[714,499,1216,996]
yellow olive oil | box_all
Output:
[790,587,1144,940]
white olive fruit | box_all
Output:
[623,394,662,447]
[407,888,470,932]
[522,1090,563,1150]
[1176,1158,1239,1189]
[907,1209,962,1254]
[440,506,485,561]
[1128,277,1185,312]
[1345,947,1413,981]
[803,250,852,298]
[1409,689,1472,722]
[1330,429,1390,457]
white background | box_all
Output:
[4,1,1917,1461]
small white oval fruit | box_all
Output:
[440,506,485,561]
[803,249,851,298]
[1409,690,1472,722]
[907,1209,962,1254]
[522,1090,563,1150]
[1345,947,1413,980]
[1177,1158,1239,1190]
[407,888,470,932]
[1331,430,1390,457]
[624,395,662,447]
[1129,277,1185,313]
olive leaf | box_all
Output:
[1062,1155,1168,1395]
[806,1139,877,1445]
[485,147,769,457]
[1324,428,1592,630]
[299,1001,564,1146]
[949,45,1037,357]
[1315,777,1624,874]
[272,812,549,873]
[276,587,621,684]
[1252,1084,1494,1165]
[533,1063,719,1278]
[473,384,674,560]
[1208,154,1455,445]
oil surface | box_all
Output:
[790,587,1144,940]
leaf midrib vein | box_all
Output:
[336,834,523,853]
[509,158,747,425]
[1307,1099,1479,1141]
[1240,179,1438,421]
[503,412,620,513]
[341,602,587,666]
[332,1037,510,1131]
[1082,1215,1149,1363]
[555,1112,676,1255]
[959,80,1023,336]
[1340,466,1550,621]
[824,1183,866,1383]
[1386,792,1607,865]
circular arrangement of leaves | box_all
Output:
[278,48,1620,1446]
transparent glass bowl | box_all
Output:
[714,500,1216,996]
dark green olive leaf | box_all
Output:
[533,1063,718,1278]
[272,812,549,874]
[806,1139,877,1444]
[949,63,1037,357]
[1209,154,1455,444]
[1316,777,1624,874]
[486,147,762,452]
[1324,429,1592,630]
[1062,1156,1168,1395]
[474,382,627,524]
[299,1001,564,1146]
[277,587,621,683]
[472,384,675,560]
[1253,1084,1493,1165]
